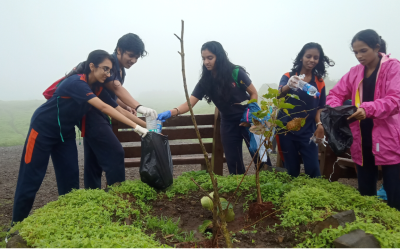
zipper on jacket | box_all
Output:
[355,79,363,166]
[370,58,383,156]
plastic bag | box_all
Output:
[140,132,173,189]
[250,134,268,162]
[320,105,357,155]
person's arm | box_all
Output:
[170,96,200,116]
[116,98,128,109]
[115,106,146,127]
[326,70,353,108]
[246,83,258,101]
[279,85,291,98]
[277,75,292,98]
[313,109,324,140]
[88,97,147,136]
[105,80,140,108]
[105,80,156,118]
[117,98,136,115]
[157,95,200,122]
[358,62,400,120]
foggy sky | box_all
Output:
[1,0,399,101]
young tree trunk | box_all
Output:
[174,20,232,248]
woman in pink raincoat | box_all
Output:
[327,29,400,210]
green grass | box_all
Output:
[0,100,45,146]
[0,225,7,248]
[0,98,215,147]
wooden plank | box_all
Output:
[116,127,214,142]
[124,143,214,158]
[211,107,224,175]
[124,155,226,168]
[112,114,215,129]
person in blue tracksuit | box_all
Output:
[12,50,148,224]
[157,41,269,175]
[277,42,334,178]
[83,33,156,189]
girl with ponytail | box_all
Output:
[327,29,400,211]
[12,50,148,224]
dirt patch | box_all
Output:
[147,191,306,248]
[248,201,276,220]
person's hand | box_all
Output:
[239,122,251,127]
[126,106,137,116]
[137,106,157,119]
[157,110,172,122]
[287,75,300,89]
[347,108,366,121]
[133,125,148,137]
[313,124,325,143]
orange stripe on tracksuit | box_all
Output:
[25,128,38,164]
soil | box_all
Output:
[0,142,381,246]
[148,191,309,248]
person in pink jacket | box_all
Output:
[327,29,400,211]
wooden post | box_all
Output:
[211,107,224,176]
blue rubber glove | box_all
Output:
[157,110,172,122]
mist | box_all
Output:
[1,0,400,102]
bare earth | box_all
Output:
[0,142,362,230]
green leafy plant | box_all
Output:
[10,189,165,248]
[204,231,213,240]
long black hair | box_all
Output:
[291,42,334,81]
[351,29,386,53]
[65,50,114,81]
[198,41,247,103]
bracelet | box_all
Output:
[135,105,142,111]
[173,107,180,116]
[316,122,322,127]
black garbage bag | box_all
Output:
[140,132,173,189]
[320,105,358,156]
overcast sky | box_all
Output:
[1,0,399,101]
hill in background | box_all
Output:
[0,100,45,146]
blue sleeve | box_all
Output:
[98,88,118,108]
[318,86,326,109]
[62,79,96,104]
[237,69,252,88]
[278,75,289,91]
[191,82,205,100]
[105,74,118,85]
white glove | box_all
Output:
[137,106,157,119]
[287,75,300,89]
[133,125,148,137]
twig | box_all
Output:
[190,178,213,200]
[175,20,232,248]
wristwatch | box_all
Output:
[316,122,322,127]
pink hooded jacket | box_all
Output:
[326,53,400,166]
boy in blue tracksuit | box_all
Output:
[83,34,156,189]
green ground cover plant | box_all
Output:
[8,171,400,248]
